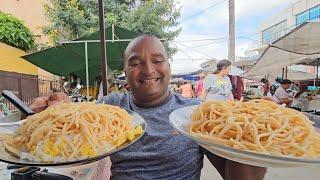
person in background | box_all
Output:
[272,79,293,106]
[291,85,313,111]
[178,81,195,98]
[260,78,270,96]
[195,73,205,97]
[119,85,128,93]
[268,85,277,96]
[108,82,119,93]
[201,59,234,101]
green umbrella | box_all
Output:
[22,26,138,86]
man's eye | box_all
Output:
[130,60,141,66]
[154,59,164,63]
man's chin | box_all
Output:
[134,90,163,101]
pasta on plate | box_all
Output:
[0,102,143,162]
[190,99,320,158]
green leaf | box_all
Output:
[0,12,35,50]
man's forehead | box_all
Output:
[124,36,167,57]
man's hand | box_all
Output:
[29,92,71,113]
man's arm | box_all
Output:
[204,149,266,180]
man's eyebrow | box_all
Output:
[151,53,165,58]
[127,54,141,62]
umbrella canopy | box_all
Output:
[21,26,138,84]
[243,69,316,81]
[242,21,320,78]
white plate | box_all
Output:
[169,105,320,168]
[0,109,146,167]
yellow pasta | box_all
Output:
[190,99,320,158]
[1,102,143,162]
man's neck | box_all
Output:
[132,91,170,108]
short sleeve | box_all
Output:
[203,74,213,91]
[96,92,122,105]
[276,89,288,99]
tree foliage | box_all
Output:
[43,0,180,56]
[0,12,35,50]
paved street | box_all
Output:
[201,157,320,180]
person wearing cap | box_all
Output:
[272,79,293,106]
[201,59,234,101]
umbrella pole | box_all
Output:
[98,0,108,96]
[85,42,89,97]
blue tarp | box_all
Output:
[183,75,200,81]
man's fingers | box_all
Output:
[29,97,48,113]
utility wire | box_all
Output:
[180,0,227,23]
[174,41,215,59]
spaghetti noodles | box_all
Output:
[1,102,143,162]
[190,99,320,158]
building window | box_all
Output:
[262,20,287,44]
[296,11,309,25]
[296,5,320,26]
[310,5,320,20]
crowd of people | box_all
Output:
[260,77,318,112]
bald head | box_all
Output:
[123,35,168,67]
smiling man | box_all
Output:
[30,35,266,180]
[97,35,266,180]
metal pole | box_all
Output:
[285,66,288,79]
[282,68,284,79]
[85,42,89,97]
[317,59,319,87]
[98,0,108,96]
[228,0,235,62]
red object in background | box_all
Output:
[195,79,204,97]
[229,75,244,100]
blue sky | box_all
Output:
[171,0,294,74]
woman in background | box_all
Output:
[201,59,234,101]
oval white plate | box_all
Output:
[169,105,320,168]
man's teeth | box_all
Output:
[142,78,160,83]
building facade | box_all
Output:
[0,0,61,97]
[261,0,320,45]
[237,0,320,74]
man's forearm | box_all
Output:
[225,160,266,180]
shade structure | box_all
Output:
[242,21,320,79]
[21,26,138,85]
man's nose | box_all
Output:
[143,61,155,74]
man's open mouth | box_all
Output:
[140,78,161,84]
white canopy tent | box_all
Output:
[243,69,316,81]
[242,21,320,80]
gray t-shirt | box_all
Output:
[97,92,213,180]
[203,74,232,101]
